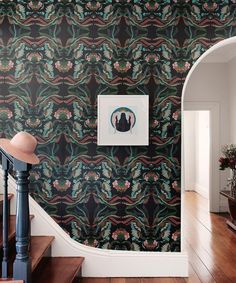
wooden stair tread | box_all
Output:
[30,236,54,271]
[0,215,34,247]
[0,194,14,203]
[33,257,84,283]
[0,280,23,282]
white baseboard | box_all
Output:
[194,183,209,199]
[183,183,195,191]
[1,171,188,277]
[219,205,229,213]
[219,194,229,213]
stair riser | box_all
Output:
[71,270,82,283]
[0,199,11,221]
[32,245,52,273]
[0,237,15,261]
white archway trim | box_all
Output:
[182,36,236,102]
[181,36,236,214]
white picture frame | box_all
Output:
[97,95,149,146]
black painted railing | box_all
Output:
[1,148,32,283]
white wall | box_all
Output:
[195,111,210,198]
[184,111,210,199]
[183,111,196,190]
[228,57,236,143]
[184,63,230,212]
[184,63,229,151]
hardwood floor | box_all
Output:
[81,192,236,283]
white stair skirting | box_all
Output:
[2,171,188,277]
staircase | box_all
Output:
[0,149,84,283]
[0,194,84,283]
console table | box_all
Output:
[220,190,236,230]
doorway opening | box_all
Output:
[181,36,236,214]
[183,110,210,209]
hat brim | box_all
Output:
[0,139,40,165]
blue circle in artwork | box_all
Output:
[110,107,136,132]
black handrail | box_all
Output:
[0,148,32,283]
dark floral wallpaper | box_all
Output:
[0,0,235,251]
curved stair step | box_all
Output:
[0,193,14,219]
[32,257,84,283]
[0,280,23,283]
[0,194,14,203]
[0,215,34,247]
[0,235,54,276]
[31,236,55,271]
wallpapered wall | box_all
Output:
[0,1,235,251]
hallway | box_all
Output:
[82,192,235,283]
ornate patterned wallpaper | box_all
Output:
[0,1,235,251]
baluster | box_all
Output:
[13,160,32,283]
[2,155,9,278]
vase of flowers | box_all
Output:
[219,144,236,198]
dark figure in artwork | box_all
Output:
[111,107,136,133]
[115,112,131,132]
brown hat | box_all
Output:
[0,131,40,165]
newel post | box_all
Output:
[13,159,32,283]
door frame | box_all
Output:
[182,101,220,212]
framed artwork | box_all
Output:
[97,95,149,146]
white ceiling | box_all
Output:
[202,42,236,63]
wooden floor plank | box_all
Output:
[184,263,201,283]
[125,279,141,283]
[81,279,110,283]
[111,278,141,283]
[185,241,216,283]
[173,279,186,283]
[111,279,125,283]
[184,192,236,282]
[142,278,178,283]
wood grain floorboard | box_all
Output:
[185,241,216,283]
[185,263,201,283]
[142,279,174,283]
[184,193,236,282]
[81,279,110,283]
[111,279,126,283]
[81,192,236,283]
[142,279,184,283]
[112,278,141,283]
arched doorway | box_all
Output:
[182,37,236,212]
